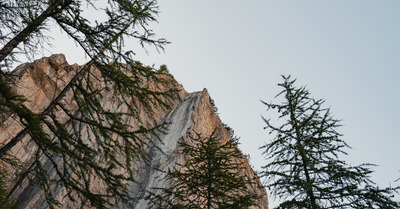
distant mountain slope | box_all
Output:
[0,54,268,209]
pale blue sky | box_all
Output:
[44,0,400,206]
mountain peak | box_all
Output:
[0,55,268,209]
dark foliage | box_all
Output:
[260,75,399,208]
[0,168,15,209]
[147,131,260,209]
[0,0,175,208]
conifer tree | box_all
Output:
[0,0,173,208]
[260,75,399,208]
[147,131,260,209]
[0,168,15,209]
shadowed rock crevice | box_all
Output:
[0,54,268,209]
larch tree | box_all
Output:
[0,0,174,208]
[147,131,260,209]
[0,168,15,209]
[260,75,399,208]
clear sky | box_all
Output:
[42,0,400,207]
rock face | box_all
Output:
[0,54,268,208]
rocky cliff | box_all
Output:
[0,54,268,208]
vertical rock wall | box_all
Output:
[0,54,268,208]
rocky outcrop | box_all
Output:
[0,54,268,208]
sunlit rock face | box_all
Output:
[0,54,268,209]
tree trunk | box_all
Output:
[207,154,212,209]
[0,0,71,63]
[288,91,318,209]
